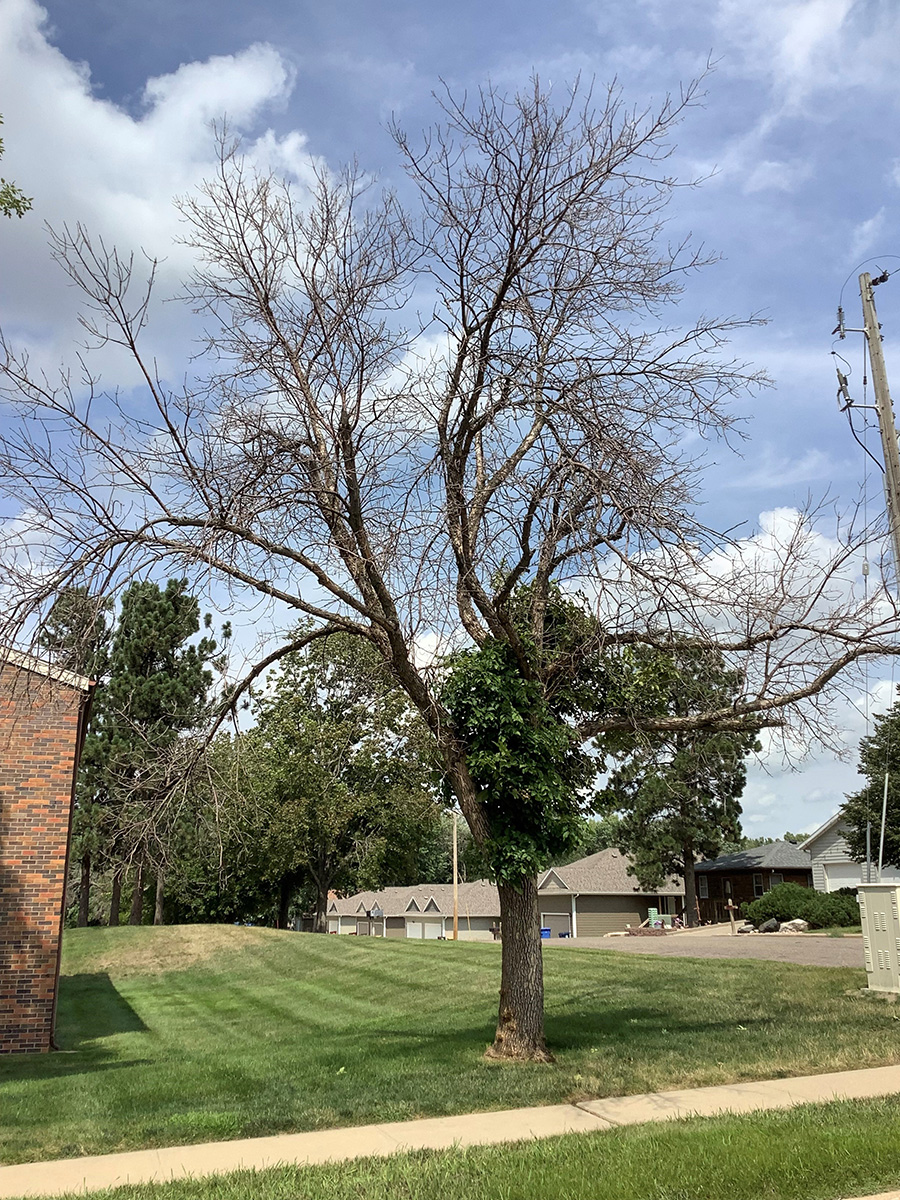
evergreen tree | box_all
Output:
[598,645,760,925]
[38,587,112,925]
[95,579,217,924]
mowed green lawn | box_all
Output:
[0,925,895,1165]
[32,1097,900,1200]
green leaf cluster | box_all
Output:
[441,636,597,884]
[0,115,31,218]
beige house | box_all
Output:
[327,849,684,940]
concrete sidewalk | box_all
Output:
[3,1065,900,1199]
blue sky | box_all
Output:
[2,0,900,836]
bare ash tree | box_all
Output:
[1,79,898,1060]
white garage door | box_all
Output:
[823,863,864,891]
[825,862,900,891]
[406,918,444,939]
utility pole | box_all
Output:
[855,273,900,881]
[452,810,459,941]
[859,273,900,576]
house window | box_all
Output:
[770,873,783,887]
[753,872,765,898]
[698,876,709,899]
[723,878,732,897]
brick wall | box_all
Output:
[0,660,89,1054]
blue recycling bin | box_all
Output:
[540,927,551,939]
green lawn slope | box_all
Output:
[0,925,895,1165]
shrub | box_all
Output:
[745,882,859,929]
[745,883,812,925]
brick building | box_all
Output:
[694,840,813,924]
[0,651,93,1054]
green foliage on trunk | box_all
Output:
[440,590,660,885]
[843,694,900,870]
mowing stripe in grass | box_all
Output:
[1,927,896,1166]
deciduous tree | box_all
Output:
[0,115,31,219]
[598,645,759,925]
[843,696,900,872]
[2,79,899,1059]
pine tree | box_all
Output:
[95,579,217,925]
[38,587,112,925]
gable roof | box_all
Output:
[694,840,812,874]
[539,848,684,896]
[799,813,846,853]
[329,880,501,919]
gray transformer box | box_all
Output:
[858,884,900,993]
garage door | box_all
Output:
[823,863,865,891]
[406,918,444,939]
[541,912,572,938]
[824,862,900,891]
[577,909,642,936]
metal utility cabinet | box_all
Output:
[858,884,900,993]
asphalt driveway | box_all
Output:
[544,931,865,968]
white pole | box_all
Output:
[879,772,890,880]
[452,810,459,941]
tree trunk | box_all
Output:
[683,842,699,927]
[129,860,145,925]
[153,869,165,925]
[312,860,330,933]
[77,849,91,927]
[109,865,124,926]
[486,877,553,1062]
[276,876,292,930]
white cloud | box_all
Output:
[744,157,812,193]
[850,209,887,263]
[713,0,888,105]
[725,446,847,490]
[0,0,316,381]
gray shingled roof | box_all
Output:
[331,848,684,917]
[539,849,684,896]
[694,840,812,874]
[328,880,500,919]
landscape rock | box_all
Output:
[737,924,756,934]
[780,919,809,933]
[758,918,781,934]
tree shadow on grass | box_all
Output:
[0,973,150,1084]
[543,1005,773,1053]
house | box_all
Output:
[800,812,900,892]
[0,650,94,1054]
[694,841,813,923]
[327,880,499,940]
[327,848,685,940]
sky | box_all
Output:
[2,0,900,838]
